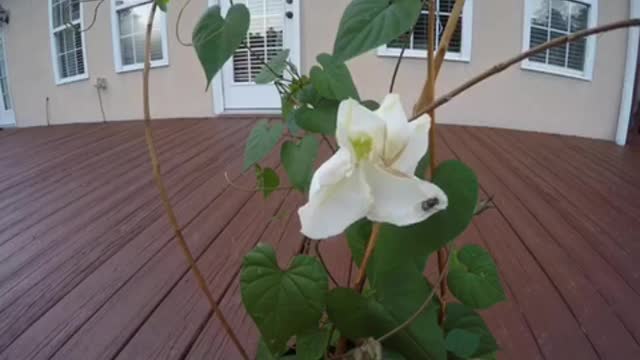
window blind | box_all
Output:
[232,0,285,83]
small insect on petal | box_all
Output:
[421,197,440,212]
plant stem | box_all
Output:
[413,18,640,119]
[142,4,249,360]
[315,241,340,287]
[352,223,381,292]
[434,0,465,77]
[376,245,453,342]
[389,33,410,93]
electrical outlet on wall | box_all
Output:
[94,77,108,90]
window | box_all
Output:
[48,0,88,84]
[522,0,597,80]
[111,0,168,72]
[378,0,473,62]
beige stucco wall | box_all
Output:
[4,0,213,127]
[301,0,630,140]
[2,0,631,140]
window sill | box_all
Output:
[377,48,470,63]
[115,60,169,74]
[55,73,89,86]
[521,60,592,81]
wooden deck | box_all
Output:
[0,118,639,359]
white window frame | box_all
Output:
[110,0,169,73]
[522,0,598,81]
[377,0,473,62]
[48,0,90,85]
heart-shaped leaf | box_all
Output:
[154,0,169,11]
[348,161,478,286]
[193,4,250,87]
[243,119,284,171]
[310,53,360,101]
[327,264,446,360]
[255,49,291,84]
[444,303,499,358]
[445,329,480,358]
[293,100,340,135]
[448,245,506,309]
[241,244,328,355]
[255,165,280,199]
[297,327,331,360]
[281,135,320,192]
[333,0,422,62]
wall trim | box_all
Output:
[616,0,640,146]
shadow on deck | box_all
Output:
[0,118,639,359]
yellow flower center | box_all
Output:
[351,135,373,162]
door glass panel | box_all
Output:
[232,0,285,84]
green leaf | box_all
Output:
[309,53,359,101]
[444,303,499,358]
[243,119,284,171]
[345,219,372,266]
[281,136,320,192]
[255,166,280,198]
[154,0,169,11]
[333,0,422,62]
[383,350,407,360]
[297,327,330,360]
[445,329,480,359]
[414,152,430,180]
[327,265,446,360]
[255,49,291,84]
[293,101,339,135]
[256,338,280,360]
[361,100,380,111]
[297,83,322,104]
[281,96,302,136]
[193,4,250,87]
[367,160,479,285]
[241,244,328,355]
[448,245,506,309]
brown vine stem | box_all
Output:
[377,245,453,342]
[142,4,249,360]
[315,241,339,287]
[223,171,292,192]
[352,223,381,292]
[176,0,195,47]
[413,17,640,119]
[434,0,465,77]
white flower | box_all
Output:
[298,94,448,239]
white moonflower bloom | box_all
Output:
[298,94,448,240]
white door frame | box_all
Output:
[207,0,301,115]
[616,0,640,146]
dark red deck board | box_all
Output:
[0,121,639,360]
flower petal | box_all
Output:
[375,94,411,161]
[299,158,372,239]
[308,148,354,195]
[336,99,385,160]
[390,114,431,175]
[364,162,447,226]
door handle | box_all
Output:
[285,11,293,19]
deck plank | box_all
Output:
[1,121,639,359]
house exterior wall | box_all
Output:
[1,0,632,141]
[4,0,213,127]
